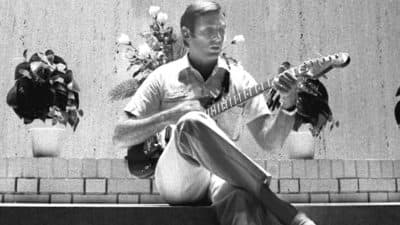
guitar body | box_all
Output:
[125,52,351,178]
[126,135,163,178]
[126,126,172,178]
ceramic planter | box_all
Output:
[286,131,315,159]
[29,126,65,157]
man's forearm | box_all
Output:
[113,110,172,148]
[249,108,296,151]
[265,109,296,149]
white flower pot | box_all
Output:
[29,127,66,157]
[285,131,315,159]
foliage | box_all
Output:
[7,50,83,131]
[109,6,179,101]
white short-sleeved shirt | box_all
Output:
[124,54,271,140]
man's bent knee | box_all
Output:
[177,111,212,126]
[176,111,215,142]
[173,111,214,162]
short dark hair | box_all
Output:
[180,1,223,33]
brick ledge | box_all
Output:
[0,159,399,204]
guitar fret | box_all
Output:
[245,88,251,98]
[252,86,258,96]
[256,84,263,92]
[210,105,217,116]
[221,100,228,111]
[233,94,239,105]
[216,102,220,114]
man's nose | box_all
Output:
[211,32,223,42]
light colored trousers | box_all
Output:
[155,111,281,225]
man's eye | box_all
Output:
[205,28,215,36]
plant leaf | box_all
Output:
[108,79,140,101]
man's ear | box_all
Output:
[181,26,191,40]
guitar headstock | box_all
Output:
[297,52,351,80]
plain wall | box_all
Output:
[0,0,399,159]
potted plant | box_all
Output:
[109,6,180,101]
[267,75,338,159]
[6,49,83,157]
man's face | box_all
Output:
[187,12,226,60]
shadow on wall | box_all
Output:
[395,87,400,128]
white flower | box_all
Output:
[231,35,245,44]
[124,48,136,59]
[156,12,168,24]
[117,33,131,45]
[148,6,161,18]
[137,43,152,58]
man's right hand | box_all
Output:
[167,100,204,123]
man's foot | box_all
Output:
[290,212,316,225]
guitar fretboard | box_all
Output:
[205,78,273,117]
[202,51,350,117]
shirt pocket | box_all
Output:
[163,87,189,102]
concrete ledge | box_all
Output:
[0,203,400,225]
[0,204,219,225]
[299,203,400,225]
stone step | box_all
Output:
[0,204,218,225]
[0,203,399,225]
[300,203,400,225]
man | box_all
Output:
[113,1,317,225]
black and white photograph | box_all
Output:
[0,0,400,225]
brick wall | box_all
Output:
[0,158,399,204]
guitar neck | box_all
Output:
[204,52,351,118]
[205,78,273,117]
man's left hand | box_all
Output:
[272,70,298,109]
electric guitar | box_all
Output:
[126,52,351,178]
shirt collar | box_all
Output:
[180,53,231,75]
